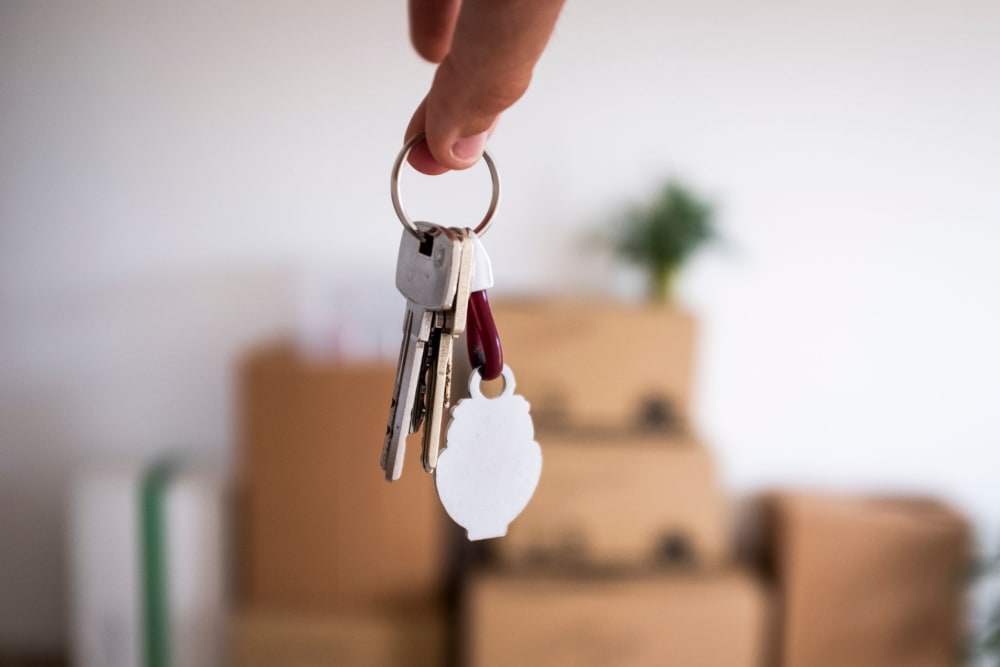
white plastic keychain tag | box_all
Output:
[435,365,542,540]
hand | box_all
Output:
[405,0,565,175]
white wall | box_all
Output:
[2,0,999,650]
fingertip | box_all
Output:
[409,0,461,63]
[412,39,448,64]
[411,33,448,63]
[423,120,497,171]
[406,140,451,176]
[449,131,488,166]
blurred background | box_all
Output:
[1,0,999,665]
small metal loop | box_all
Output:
[391,132,501,240]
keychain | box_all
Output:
[382,133,542,540]
[436,365,542,540]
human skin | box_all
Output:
[405,0,566,174]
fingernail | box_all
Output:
[450,132,488,163]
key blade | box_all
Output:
[382,304,434,481]
[422,330,454,472]
[382,306,413,469]
[410,323,439,434]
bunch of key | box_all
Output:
[381,223,488,481]
[382,135,542,541]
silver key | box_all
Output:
[382,223,462,482]
[421,229,476,472]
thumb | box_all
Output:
[423,58,518,170]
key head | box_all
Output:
[396,223,462,309]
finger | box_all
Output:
[405,97,500,175]
[404,97,450,175]
[423,0,565,171]
[409,0,463,63]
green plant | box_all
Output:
[610,181,716,302]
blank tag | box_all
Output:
[435,365,542,540]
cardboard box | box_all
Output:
[238,344,448,608]
[495,435,730,570]
[748,493,971,667]
[490,300,696,432]
[230,605,446,667]
[465,570,770,667]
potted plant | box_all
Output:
[609,181,716,303]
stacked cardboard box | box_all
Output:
[460,300,771,667]
[744,493,971,667]
[466,571,769,667]
[233,344,450,665]
[232,301,971,666]
[488,299,696,433]
[230,606,446,667]
[494,434,729,570]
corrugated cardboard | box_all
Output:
[465,570,770,667]
[230,606,446,667]
[490,300,696,432]
[238,344,447,608]
[495,435,729,570]
[749,493,971,667]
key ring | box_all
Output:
[391,132,501,241]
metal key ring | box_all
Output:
[391,132,501,240]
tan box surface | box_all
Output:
[753,493,970,667]
[491,300,696,431]
[466,570,770,667]
[238,344,447,608]
[496,435,729,570]
[230,606,446,667]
